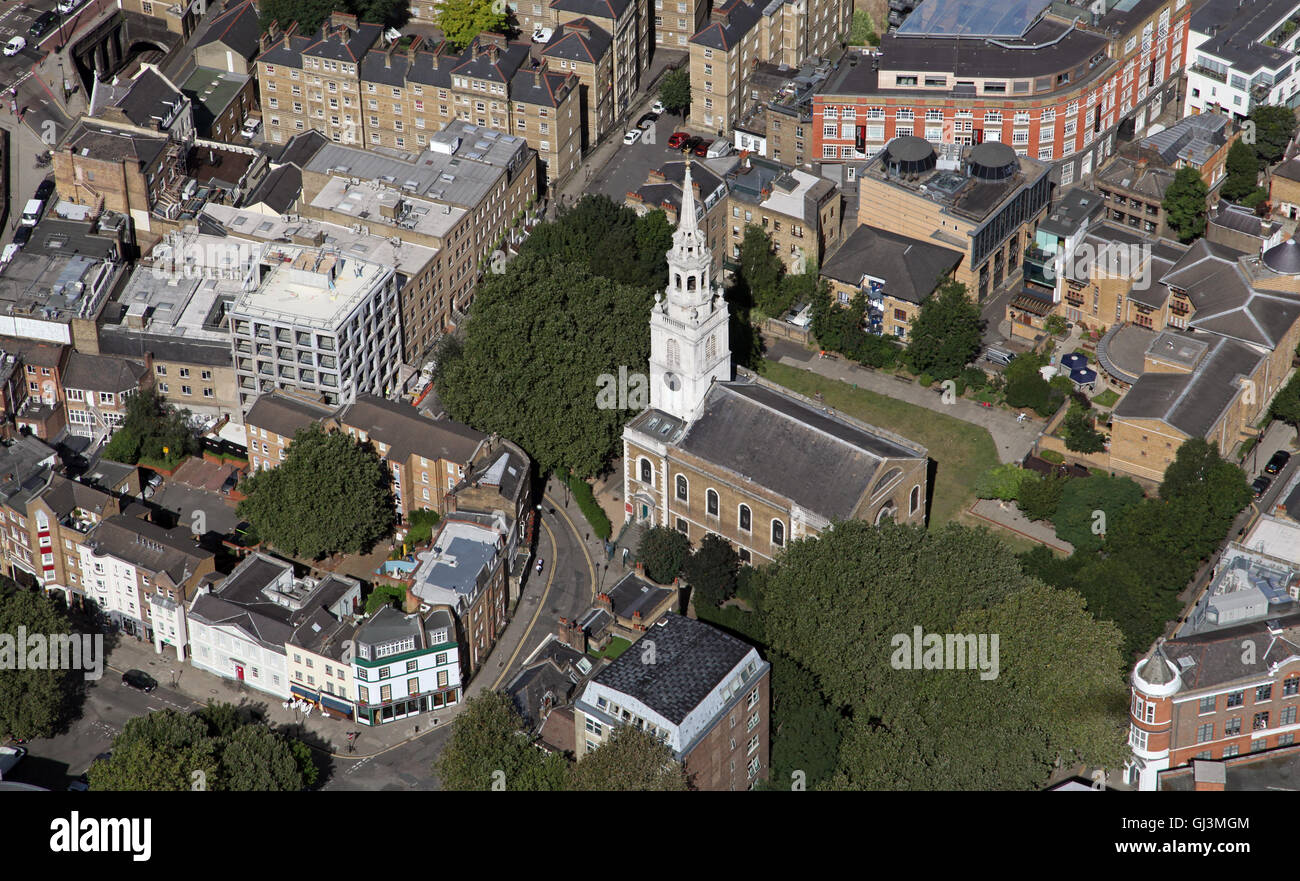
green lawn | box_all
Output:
[759,361,1001,526]
[1092,388,1120,408]
[590,635,632,660]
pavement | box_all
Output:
[967,498,1074,554]
[765,338,1042,465]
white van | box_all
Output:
[984,347,1015,366]
[20,199,42,226]
[706,141,733,158]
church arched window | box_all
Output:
[667,339,680,368]
[706,334,717,362]
[687,274,696,290]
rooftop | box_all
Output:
[230,244,392,330]
[310,176,467,240]
[1191,0,1298,75]
[410,516,504,612]
[821,224,963,305]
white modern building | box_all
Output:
[187,552,361,698]
[1185,0,1300,118]
[229,243,402,414]
[351,605,462,727]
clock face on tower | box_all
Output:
[662,372,681,392]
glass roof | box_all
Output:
[897,0,1055,38]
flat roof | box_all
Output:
[310,176,466,240]
[231,245,391,329]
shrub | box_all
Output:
[1040,449,1065,464]
[562,471,611,540]
[974,464,1034,501]
[917,373,934,388]
[637,526,691,584]
[1018,472,1069,522]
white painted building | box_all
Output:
[1185,0,1300,119]
[352,605,462,727]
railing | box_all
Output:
[1190,64,1227,84]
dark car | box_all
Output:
[666,131,688,149]
[1266,450,1291,475]
[121,669,157,693]
[29,11,58,39]
[680,136,702,154]
[220,471,239,495]
[692,138,714,157]
[12,226,31,248]
[1252,475,1272,499]
[35,179,54,202]
[636,112,658,129]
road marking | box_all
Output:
[489,517,559,690]
[545,489,597,602]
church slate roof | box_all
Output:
[672,378,926,520]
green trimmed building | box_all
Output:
[351,604,461,726]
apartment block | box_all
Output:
[1185,0,1300,120]
[352,604,462,726]
[287,605,360,720]
[60,352,150,442]
[573,613,771,790]
[817,0,1188,188]
[654,0,710,50]
[722,155,840,273]
[228,244,402,414]
[540,18,615,150]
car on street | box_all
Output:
[12,226,31,248]
[29,12,58,39]
[667,131,688,149]
[121,669,157,693]
[652,100,665,114]
[1266,450,1291,475]
[57,0,85,13]
[680,136,702,154]
[4,37,25,56]
[636,112,658,128]
[1253,475,1272,499]
[35,179,55,202]
[692,138,713,157]
[0,745,26,777]
[622,128,642,145]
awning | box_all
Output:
[321,694,354,714]
[1011,292,1054,316]
[290,685,317,701]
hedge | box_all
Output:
[562,471,612,540]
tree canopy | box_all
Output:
[259,0,409,34]
[904,277,983,381]
[1221,139,1263,204]
[683,532,741,607]
[1049,472,1144,553]
[1247,104,1298,165]
[737,224,787,317]
[236,423,396,559]
[0,581,74,740]
[435,691,567,791]
[659,68,691,118]
[89,703,315,791]
[637,526,691,584]
[519,195,674,290]
[566,725,688,790]
[101,386,198,469]
[431,0,509,50]
[434,251,653,477]
[1162,166,1210,242]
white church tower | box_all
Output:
[648,161,730,421]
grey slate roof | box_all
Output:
[1113,334,1265,438]
[507,658,580,731]
[605,570,674,620]
[272,130,330,168]
[97,330,233,368]
[64,123,168,170]
[672,378,926,520]
[197,0,261,59]
[691,0,765,50]
[1191,0,1295,74]
[820,224,963,305]
[1274,158,1300,183]
[1158,608,1300,691]
[339,394,485,463]
[114,68,186,128]
[1095,156,1175,201]
[551,0,633,20]
[1140,113,1231,168]
[61,352,148,394]
[244,164,301,214]
[1038,187,1104,239]
[84,515,212,585]
[591,613,753,725]
[543,18,613,62]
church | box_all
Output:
[621,163,931,564]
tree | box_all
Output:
[565,725,688,790]
[1003,353,1062,416]
[764,653,842,790]
[1221,139,1263,203]
[435,691,567,791]
[1049,473,1144,553]
[1270,371,1300,428]
[1247,104,1298,165]
[433,0,509,50]
[760,521,1127,789]
[89,710,221,791]
[1162,166,1210,242]
[522,195,669,289]
[904,278,983,381]
[1061,405,1106,453]
[0,583,73,740]
[1017,470,1068,522]
[659,68,691,118]
[236,423,396,559]
[433,252,653,477]
[973,463,1034,501]
[682,533,740,607]
[634,208,676,290]
[101,386,198,469]
[738,224,786,316]
[637,526,691,584]
[220,724,313,791]
[258,0,340,34]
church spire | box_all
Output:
[678,161,699,237]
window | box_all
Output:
[1254,712,1270,731]
[1227,691,1244,708]
[747,734,759,754]
[1199,695,1216,714]
[676,474,688,502]
[1225,717,1242,736]
[771,520,784,547]
[639,458,652,484]
[747,711,760,732]
[706,489,719,517]
[1286,677,1300,696]
[1283,706,1297,726]
[738,504,751,532]
[1258,684,1273,702]
[1196,722,1213,743]
[748,687,759,709]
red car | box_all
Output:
[692,138,713,157]
[667,131,688,149]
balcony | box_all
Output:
[1190,64,1227,84]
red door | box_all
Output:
[234,664,244,681]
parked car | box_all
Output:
[983,347,1015,366]
[35,179,55,202]
[622,128,643,145]
[57,0,84,13]
[29,11,58,39]
[67,776,89,791]
[706,140,733,158]
[0,745,27,778]
[1266,450,1291,475]
[220,471,239,495]
[651,100,665,114]
[636,112,658,128]
[1253,475,1272,499]
[692,138,713,157]
[680,136,702,154]
[121,669,157,693]
[11,226,30,248]
[667,131,688,149]
[240,118,261,140]
[4,37,25,56]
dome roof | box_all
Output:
[968,141,1018,181]
[886,135,934,163]
[1263,238,1300,274]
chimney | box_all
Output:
[635,561,645,577]
[595,592,613,612]
[408,35,423,61]
[1192,760,1225,792]
[403,585,421,613]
